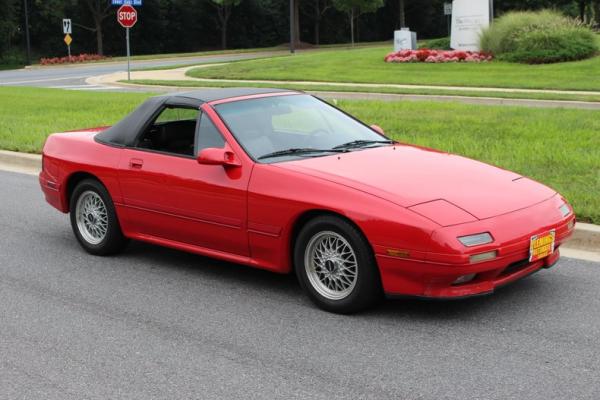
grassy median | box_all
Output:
[0,86,598,223]
[187,46,600,92]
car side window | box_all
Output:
[136,106,199,157]
[155,107,198,124]
[195,113,226,155]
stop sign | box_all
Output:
[117,5,137,28]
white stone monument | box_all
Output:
[450,0,491,51]
[394,28,417,52]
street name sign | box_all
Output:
[112,0,142,6]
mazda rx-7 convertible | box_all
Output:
[39,88,575,313]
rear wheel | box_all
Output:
[69,179,128,255]
[294,215,382,313]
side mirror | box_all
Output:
[370,124,385,135]
[197,148,241,167]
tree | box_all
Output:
[208,0,242,49]
[293,0,301,45]
[397,0,405,28]
[75,0,113,55]
[579,0,587,20]
[0,0,18,59]
[312,0,331,44]
[332,0,384,45]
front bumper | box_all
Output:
[376,197,575,298]
[380,250,560,299]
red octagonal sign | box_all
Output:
[117,5,137,28]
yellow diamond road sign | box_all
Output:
[64,34,72,46]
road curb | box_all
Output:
[568,223,600,252]
[0,149,598,257]
[87,77,600,110]
[0,150,41,171]
[90,70,600,110]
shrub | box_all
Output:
[419,37,451,50]
[480,10,599,64]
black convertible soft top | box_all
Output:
[95,88,296,147]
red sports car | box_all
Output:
[39,88,575,313]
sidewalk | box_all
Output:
[87,65,600,110]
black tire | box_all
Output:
[294,215,382,314]
[69,178,128,256]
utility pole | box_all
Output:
[289,0,295,54]
[23,0,32,65]
[489,0,494,21]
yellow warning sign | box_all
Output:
[64,34,72,46]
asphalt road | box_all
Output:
[0,52,281,92]
[1,169,599,400]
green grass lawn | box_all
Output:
[187,46,600,92]
[0,86,598,223]
[0,87,152,153]
[127,79,600,102]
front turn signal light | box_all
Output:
[469,251,498,264]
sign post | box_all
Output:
[117,4,137,81]
[63,19,72,58]
[443,3,452,36]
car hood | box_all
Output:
[278,144,556,225]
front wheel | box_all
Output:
[69,179,128,256]
[294,216,382,314]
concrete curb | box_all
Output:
[0,150,41,174]
[94,65,600,97]
[88,67,600,110]
[0,149,598,258]
[303,91,600,110]
[568,223,600,252]
[85,78,600,111]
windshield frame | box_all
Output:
[210,93,392,164]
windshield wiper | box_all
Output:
[332,139,395,150]
[258,148,345,160]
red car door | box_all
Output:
[116,109,251,257]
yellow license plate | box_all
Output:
[529,230,556,262]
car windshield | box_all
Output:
[213,94,390,162]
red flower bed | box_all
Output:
[40,54,110,65]
[385,49,493,63]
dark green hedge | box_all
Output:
[480,10,599,64]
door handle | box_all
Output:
[129,158,144,169]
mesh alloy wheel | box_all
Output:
[75,190,109,245]
[304,231,358,301]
